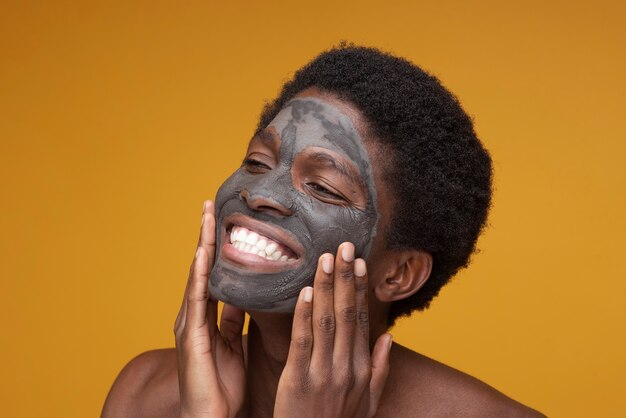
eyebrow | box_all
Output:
[251,129,367,193]
[254,128,279,146]
[308,152,365,190]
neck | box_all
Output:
[242,304,391,417]
[245,311,293,418]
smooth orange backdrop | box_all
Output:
[1,1,624,417]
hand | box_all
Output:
[274,242,392,418]
[174,201,246,418]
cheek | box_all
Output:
[303,203,375,256]
[215,169,255,213]
[215,171,240,203]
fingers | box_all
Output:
[186,202,218,335]
[311,243,368,371]
[333,243,357,360]
[198,200,216,271]
[369,333,392,416]
[283,246,387,417]
[286,286,314,372]
[353,258,370,361]
[186,246,210,331]
[220,304,245,350]
[175,200,215,334]
[310,253,335,370]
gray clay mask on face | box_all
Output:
[209,98,379,312]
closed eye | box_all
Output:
[305,182,346,202]
[243,158,271,173]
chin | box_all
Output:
[208,267,302,313]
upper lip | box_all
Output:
[222,213,305,259]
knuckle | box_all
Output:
[338,269,353,281]
[334,367,355,390]
[317,314,336,333]
[355,279,368,292]
[340,305,357,323]
[187,288,207,303]
[300,305,313,321]
[316,279,334,292]
[185,333,210,351]
[357,310,369,326]
[310,371,331,389]
[294,334,313,350]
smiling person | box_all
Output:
[102,45,545,417]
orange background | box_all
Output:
[1,1,625,417]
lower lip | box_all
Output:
[220,242,302,273]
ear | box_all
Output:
[374,250,432,303]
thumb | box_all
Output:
[369,333,392,417]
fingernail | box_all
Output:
[201,213,205,226]
[302,286,313,303]
[354,259,366,277]
[387,334,393,351]
[322,254,333,274]
[341,243,355,262]
[196,247,202,258]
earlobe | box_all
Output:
[374,250,432,303]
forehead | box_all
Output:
[267,98,371,166]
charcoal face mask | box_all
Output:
[209,98,379,312]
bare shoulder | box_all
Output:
[377,343,546,418]
[101,348,180,418]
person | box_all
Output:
[102,45,545,417]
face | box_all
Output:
[208,95,379,312]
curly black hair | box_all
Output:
[256,44,493,326]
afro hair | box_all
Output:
[257,44,493,326]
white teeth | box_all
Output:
[256,238,267,250]
[235,229,247,242]
[265,242,278,256]
[229,226,295,262]
[245,232,259,245]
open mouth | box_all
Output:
[219,213,303,271]
[229,226,298,261]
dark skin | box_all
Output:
[101,89,545,418]
[208,96,380,312]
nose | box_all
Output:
[240,189,293,217]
